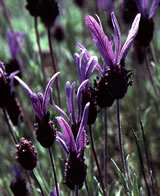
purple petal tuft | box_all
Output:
[119,13,141,62]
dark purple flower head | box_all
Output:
[15,73,59,147]
[10,165,28,196]
[85,12,141,71]
[50,184,60,196]
[7,30,24,60]
[134,0,159,47]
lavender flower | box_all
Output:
[74,43,98,124]
[56,102,90,189]
[85,12,141,105]
[135,0,159,47]
[0,62,23,125]
[10,165,28,196]
[6,30,24,85]
[15,72,60,147]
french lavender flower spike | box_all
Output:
[119,13,141,63]
[7,30,24,59]
[56,117,77,152]
[85,15,114,67]
[111,12,121,65]
[149,0,159,19]
[42,72,60,115]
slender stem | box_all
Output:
[138,114,157,196]
[116,100,126,174]
[74,185,79,196]
[34,17,46,87]
[104,108,108,195]
[145,54,160,103]
[85,180,91,196]
[31,170,45,196]
[131,128,151,196]
[47,27,61,107]
[48,147,59,196]
[2,107,18,145]
[88,125,105,196]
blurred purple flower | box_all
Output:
[97,0,114,13]
[50,184,60,196]
[135,0,159,18]
[7,30,24,59]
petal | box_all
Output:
[65,81,76,123]
[85,15,114,67]
[76,79,89,122]
[14,76,33,96]
[42,72,60,115]
[111,12,121,65]
[56,132,69,155]
[56,117,76,152]
[76,102,90,151]
[31,93,43,120]
[9,70,20,90]
[85,56,98,79]
[0,62,5,72]
[49,87,69,121]
[120,13,141,62]
[149,0,159,19]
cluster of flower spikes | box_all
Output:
[26,0,59,27]
[15,72,60,148]
[85,12,141,108]
[0,62,23,125]
[74,43,99,125]
[16,138,37,170]
[10,165,28,196]
[134,0,159,48]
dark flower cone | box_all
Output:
[25,0,41,17]
[39,0,59,27]
[65,152,87,189]
[94,76,115,108]
[53,25,65,42]
[5,59,22,86]
[82,88,98,125]
[16,138,37,170]
[10,177,28,196]
[105,62,132,99]
[34,112,56,148]
[135,16,154,47]
[6,92,23,126]
[74,0,84,8]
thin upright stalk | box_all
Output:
[47,27,61,107]
[104,108,108,195]
[139,114,157,196]
[145,54,160,103]
[85,180,91,196]
[34,17,46,87]
[116,100,126,174]
[2,107,18,145]
[88,125,105,196]
[31,170,45,196]
[131,128,151,196]
[74,185,79,196]
[48,147,59,196]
